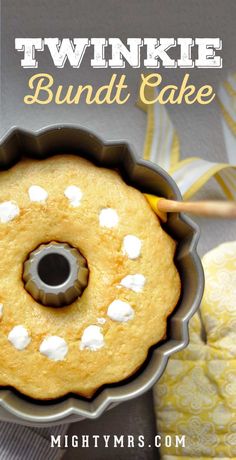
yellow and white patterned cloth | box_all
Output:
[154,241,236,459]
[138,73,236,200]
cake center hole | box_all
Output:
[38,253,71,286]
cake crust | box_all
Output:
[0,155,180,399]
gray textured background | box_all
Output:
[1,0,236,458]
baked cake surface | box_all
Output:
[0,155,180,399]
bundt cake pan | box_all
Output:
[0,125,204,426]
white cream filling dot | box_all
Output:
[64,185,83,207]
[99,208,119,228]
[119,274,146,293]
[107,300,134,322]
[0,303,3,319]
[28,185,48,203]
[80,325,104,351]
[39,336,68,361]
[122,235,142,259]
[0,201,20,223]
[8,325,31,351]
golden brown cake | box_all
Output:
[0,155,180,399]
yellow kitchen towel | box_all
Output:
[153,241,236,459]
[138,75,236,200]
